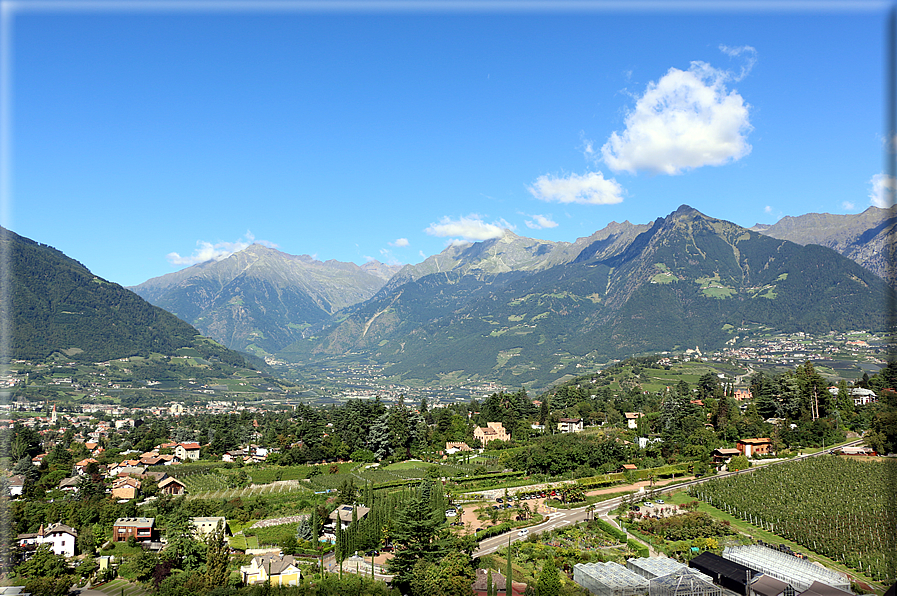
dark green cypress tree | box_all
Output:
[506,536,513,594]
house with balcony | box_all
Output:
[113,517,156,542]
[736,438,772,458]
[159,477,186,496]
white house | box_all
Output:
[557,418,584,433]
[17,523,78,557]
[190,517,229,538]
[625,412,644,429]
[8,474,24,497]
[850,387,877,406]
[174,442,201,461]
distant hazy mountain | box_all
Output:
[751,206,896,287]
[282,205,892,387]
[130,245,402,354]
[4,227,247,366]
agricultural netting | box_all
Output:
[688,456,896,583]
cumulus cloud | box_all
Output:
[389,238,410,247]
[167,232,273,266]
[528,172,624,205]
[869,173,896,208]
[842,201,856,211]
[524,214,559,229]
[764,205,772,214]
[601,60,753,175]
[424,215,510,242]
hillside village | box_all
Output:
[2,352,895,596]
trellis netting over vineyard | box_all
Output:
[687,456,896,583]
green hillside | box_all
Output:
[3,227,247,367]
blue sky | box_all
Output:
[6,2,893,287]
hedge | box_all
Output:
[475,522,514,542]
[628,539,650,558]
[450,470,527,485]
[593,518,627,543]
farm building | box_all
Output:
[626,558,713,583]
[722,546,850,594]
[649,570,722,596]
[689,552,756,596]
[798,581,854,596]
[750,574,795,596]
[573,561,649,596]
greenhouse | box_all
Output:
[689,551,756,596]
[574,561,650,596]
[627,557,713,583]
[648,570,723,596]
[722,546,851,594]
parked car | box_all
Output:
[655,499,665,504]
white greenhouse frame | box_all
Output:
[574,562,650,596]
[722,546,851,593]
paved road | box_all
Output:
[472,440,863,558]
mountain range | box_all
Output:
[130,246,402,355]
[276,205,891,386]
[750,206,896,289]
[12,204,894,388]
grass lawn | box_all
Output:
[94,578,150,596]
[666,489,884,592]
[383,461,433,471]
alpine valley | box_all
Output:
[118,205,895,388]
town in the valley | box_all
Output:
[2,328,895,596]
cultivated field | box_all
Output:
[689,456,896,584]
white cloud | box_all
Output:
[842,201,855,211]
[764,205,772,214]
[869,173,896,208]
[524,214,559,229]
[425,215,510,241]
[389,238,410,247]
[719,44,757,82]
[528,171,624,205]
[167,232,271,266]
[601,60,753,175]
[580,131,596,159]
